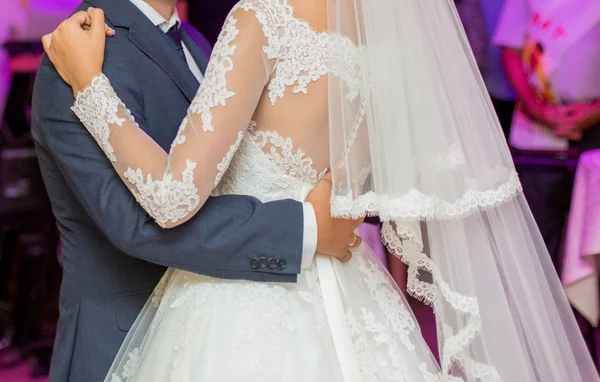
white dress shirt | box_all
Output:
[129,0,318,268]
[129,0,203,81]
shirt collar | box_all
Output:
[129,0,181,32]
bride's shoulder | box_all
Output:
[224,0,294,46]
[231,0,294,21]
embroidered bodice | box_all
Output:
[71,0,363,227]
[214,124,328,202]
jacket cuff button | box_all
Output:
[268,258,278,269]
[276,259,287,270]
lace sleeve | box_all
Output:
[71,8,272,228]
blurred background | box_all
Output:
[0,0,598,380]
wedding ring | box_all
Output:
[346,235,361,249]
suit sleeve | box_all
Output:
[32,53,304,282]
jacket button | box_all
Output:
[259,257,269,269]
[268,258,278,269]
[250,258,260,270]
[276,259,287,270]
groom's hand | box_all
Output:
[307,172,364,262]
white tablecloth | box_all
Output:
[562,150,600,326]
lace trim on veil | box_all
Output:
[382,221,503,381]
[375,174,522,381]
[331,168,522,221]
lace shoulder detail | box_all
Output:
[235,0,292,47]
[234,0,362,105]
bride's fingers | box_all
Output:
[341,250,353,262]
[105,24,115,36]
[81,22,114,36]
[84,7,114,36]
[41,33,53,56]
[332,249,353,263]
[87,7,108,38]
[64,10,91,29]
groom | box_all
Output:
[31,0,362,381]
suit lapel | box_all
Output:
[128,23,199,101]
[86,0,199,102]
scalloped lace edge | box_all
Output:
[331,169,522,221]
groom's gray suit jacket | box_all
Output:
[31,0,306,380]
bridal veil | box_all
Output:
[327,0,599,380]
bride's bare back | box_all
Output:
[250,0,331,176]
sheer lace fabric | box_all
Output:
[71,0,360,228]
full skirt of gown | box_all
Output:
[106,244,443,382]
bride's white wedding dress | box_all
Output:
[107,129,443,381]
[98,0,449,378]
[68,0,528,381]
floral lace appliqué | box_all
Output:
[248,123,327,186]
[123,160,200,228]
[188,15,239,132]
[214,130,246,187]
[236,0,362,105]
[381,222,502,381]
[170,117,188,150]
[351,253,443,381]
[110,347,141,382]
[72,74,127,163]
[332,169,523,221]
[117,12,241,227]
[236,282,297,382]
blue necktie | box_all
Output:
[164,23,187,64]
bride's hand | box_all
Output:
[42,8,114,97]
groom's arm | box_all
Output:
[33,56,310,283]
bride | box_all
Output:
[42,0,598,380]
